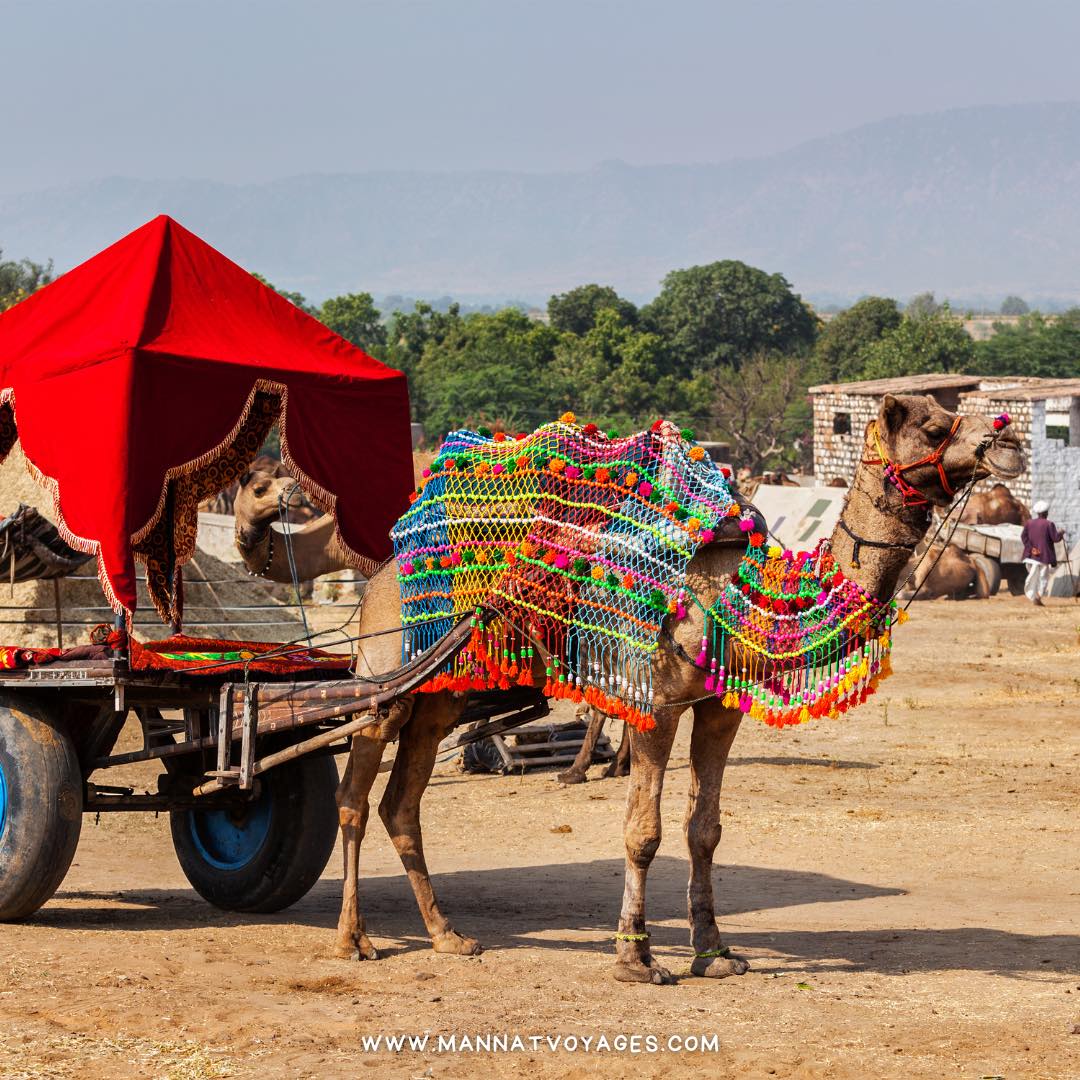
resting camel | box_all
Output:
[959,482,1027,526]
[899,542,991,600]
[232,468,353,582]
[332,394,1023,982]
[735,469,800,500]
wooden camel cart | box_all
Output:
[0,215,546,920]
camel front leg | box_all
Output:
[613,709,679,984]
[334,732,387,960]
[378,693,480,955]
[685,699,749,978]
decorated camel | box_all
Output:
[330,395,1022,983]
[232,467,353,582]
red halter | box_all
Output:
[862,416,963,507]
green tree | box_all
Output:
[413,308,560,438]
[812,296,902,382]
[549,308,676,429]
[547,284,637,335]
[904,291,943,320]
[319,291,386,353]
[860,305,975,379]
[707,352,809,473]
[976,309,1080,378]
[1000,295,1029,316]
[0,249,53,312]
[383,301,464,407]
[641,260,818,374]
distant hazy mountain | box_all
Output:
[3,103,1080,306]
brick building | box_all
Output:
[809,374,1080,540]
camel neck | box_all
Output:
[828,452,934,601]
[235,523,274,576]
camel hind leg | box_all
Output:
[603,721,631,777]
[557,705,605,784]
[378,692,480,955]
[684,698,749,978]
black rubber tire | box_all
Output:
[0,697,83,921]
[170,752,339,913]
[461,736,506,774]
[1004,563,1028,597]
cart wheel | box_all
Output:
[170,752,338,913]
[0,698,83,921]
[1004,563,1028,596]
[968,553,1002,597]
[461,737,506,774]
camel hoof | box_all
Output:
[690,951,749,979]
[613,960,674,985]
[557,769,587,785]
[333,936,380,961]
[433,931,482,956]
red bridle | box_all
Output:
[863,416,963,507]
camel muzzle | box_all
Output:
[979,433,1024,482]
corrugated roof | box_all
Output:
[809,374,985,395]
[810,374,1080,400]
[959,378,1080,401]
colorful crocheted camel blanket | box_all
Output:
[392,415,898,730]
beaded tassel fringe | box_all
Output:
[391,415,901,731]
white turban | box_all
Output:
[1033,499,1050,515]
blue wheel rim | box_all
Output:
[188,783,273,871]
[0,759,7,845]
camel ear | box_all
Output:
[240,471,253,488]
[878,394,907,437]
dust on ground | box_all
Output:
[0,594,1078,1079]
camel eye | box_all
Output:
[921,421,949,439]
[254,483,268,496]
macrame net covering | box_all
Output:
[392,415,901,731]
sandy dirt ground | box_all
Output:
[0,593,1078,1079]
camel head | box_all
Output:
[233,468,307,547]
[873,393,1024,507]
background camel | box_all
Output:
[959,481,1027,526]
[200,453,319,518]
[735,468,800,499]
[232,467,353,582]
[329,394,1023,984]
[899,543,991,600]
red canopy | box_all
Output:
[0,215,413,624]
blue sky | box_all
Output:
[3,0,1080,193]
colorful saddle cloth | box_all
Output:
[128,635,352,676]
[392,416,898,730]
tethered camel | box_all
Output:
[331,394,1022,981]
[233,468,353,582]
